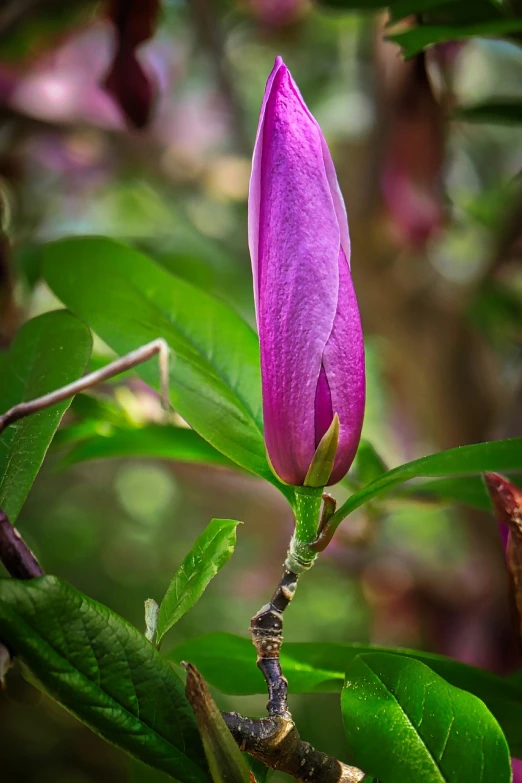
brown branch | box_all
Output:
[0,509,43,579]
[250,567,298,718]
[222,712,365,783]
[0,338,170,435]
[250,494,338,714]
[229,495,365,782]
[0,510,44,686]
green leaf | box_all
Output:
[352,440,387,488]
[0,576,208,783]
[330,438,522,529]
[43,237,290,500]
[59,423,240,472]
[0,311,92,521]
[455,99,522,124]
[184,663,251,783]
[389,0,503,24]
[389,19,522,58]
[169,633,522,754]
[341,652,511,783]
[395,476,494,510]
[388,0,464,22]
[157,519,241,644]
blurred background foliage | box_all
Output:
[1,0,522,780]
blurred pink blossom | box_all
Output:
[244,0,310,26]
[380,53,446,251]
[5,21,174,131]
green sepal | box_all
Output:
[304,413,340,488]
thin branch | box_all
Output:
[250,567,297,718]
[0,510,44,689]
[250,495,338,716]
[0,509,44,579]
[0,338,170,435]
[222,712,365,783]
[235,494,367,782]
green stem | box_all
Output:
[294,486,323,542]
[285,487,323,573]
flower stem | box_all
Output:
[227,494,366,782]
[286,486,323,573]
[250,489,326,717]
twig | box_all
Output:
[222,712,365,783]
[250,494,338,716]
[0,509,44,689]
[250,567,298,718]
[227,494,367,782]
[0,509,44,579]
[0,338,170,435]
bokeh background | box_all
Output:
[1,0,522,781]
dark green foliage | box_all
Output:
[0,576,209,782]
[59,423,239,472]
[331,438,522,526]
[169,632,522,754]
[43,237,292,503]
[341,653,511,782]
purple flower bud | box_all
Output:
[249,57,365,487]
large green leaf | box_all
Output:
[0,311,92,522]
[341,653,511,783]
[350,443,503,513]
[395,476,493,510]
[389,19,522,58]
[170,632,522,754]
[59,423,239,472]
[157,519,241,644]
[43,237,289,499]
[330,438,522,529]
[0,576,209,782]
